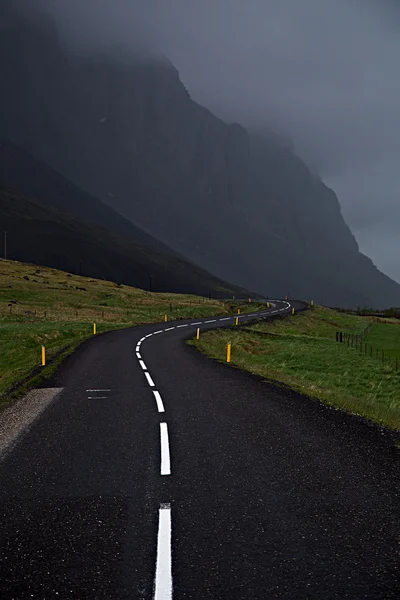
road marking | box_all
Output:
[205,319,217,323]
[88,396,107,399]
[153,391,165,413]
[140,337,146,342]
[177,324,188,328]
[136,346,141,352]
[191,322,202,325]
[160,422,171,475]
[86,389,110,392]
[139,360,147,371]
[165,327,175,331]
[219,317,230,321]
[154,330,163,335]
[136,352,142,359]
[145,334,153,338]
[154,503,173,600]
[145,372,156,387]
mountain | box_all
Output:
[1,1,399,308]
[0,138,180,259]
[0,185,247,296]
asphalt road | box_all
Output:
[0,300,398,599]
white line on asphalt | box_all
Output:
[145,372,156,387]
[205,319,216,323]
[136,352,142,359]
[154,330,163,335]
[136,346,140,352]
[160,423,171,476]
[88,397,107,399]
[165,327,175,331]
[191,322,202,325]
[154,503,173,600]
[86,389,110,392]
[140,337,146,342]
[219,317,230,321]
[153,391,165,413]
[145,334,153,338]
[139,360,147,371]
[177,324,188,328]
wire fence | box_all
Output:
[335,330,399,372]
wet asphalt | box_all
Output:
[0,300,398,599]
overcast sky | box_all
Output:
[39,0,400,283]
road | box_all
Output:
[0,300,398,599]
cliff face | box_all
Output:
[1,1,399,307]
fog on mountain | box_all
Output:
[1,0,400,308]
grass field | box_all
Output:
[191,306,400,430]
[0,259,248,403]
[364,322,400,361]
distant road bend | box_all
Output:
[0,300,398,599]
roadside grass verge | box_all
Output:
[190,306,400,430]
[0,259,240,402]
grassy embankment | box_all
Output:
[0,259,254,404]
[191,305,400,430]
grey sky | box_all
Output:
[38,0,400,283]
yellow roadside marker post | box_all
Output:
[41,346,46,367]
[227,342,231,363]
[292,308,295,315]
[164,314,168,322]
[238,308,241,314]
[93,323,97,335]
[235,317,239,326]
[196,328,200,340]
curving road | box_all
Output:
[0,300,398,599]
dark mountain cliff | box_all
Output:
[1,1,399,308]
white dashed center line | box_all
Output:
[86,389,110,392]
[153,391,165,413]
[191,322,202,325]
[219,317,230,321]
[145,372,156,387]
[154,503,173,600]
[139,360,147,371]
[160,422,171,476]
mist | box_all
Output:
[35,0,400,284]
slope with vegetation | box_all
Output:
[192,306,400,430]
[0,259,237,404]
[0,185,247,297]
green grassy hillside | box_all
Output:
[0,259,234,403]
[191,306,400,430]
